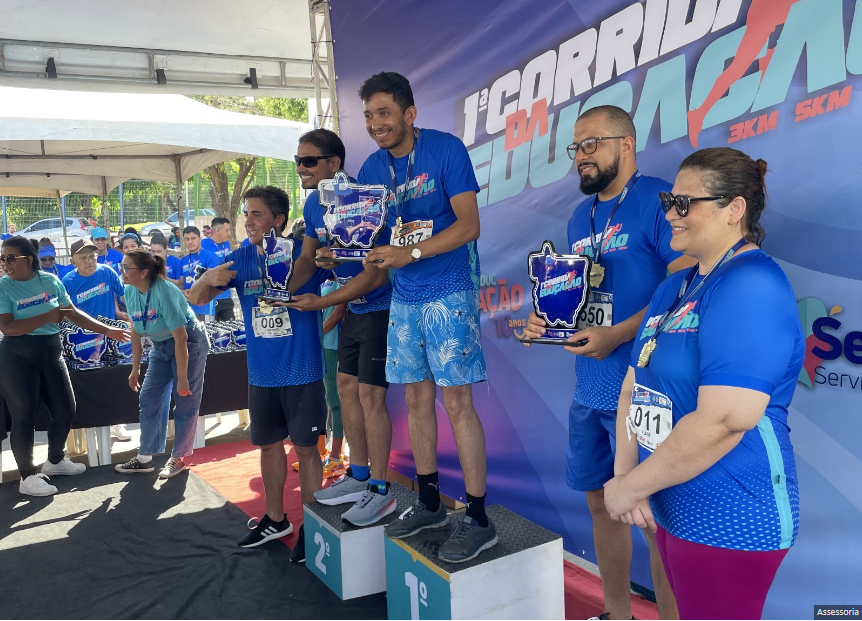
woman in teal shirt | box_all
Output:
[0,236,129,497]
[114,248,209,479]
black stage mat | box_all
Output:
[0,465,387,619]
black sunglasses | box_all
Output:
[659,192,728,217]
[0,254,28,265]
[294,154,335,168]
[566,136,626,160]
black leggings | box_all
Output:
[0,334,76,479]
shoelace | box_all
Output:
[449,520,474,543]
[165,458,182,470]
[355,490,375,509]
[35,473,52,484]
[398,500,426,521]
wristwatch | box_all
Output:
[410,246,422,263]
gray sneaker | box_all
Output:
[438,514,498,563]
[313,473,367,506]
[342,484,397,527]
[384,499,447,539]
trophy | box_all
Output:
[518,240,592,345]
[316,171,391,263]
[259,227,295,303]
[60,321,108,369]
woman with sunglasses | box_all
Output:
[603,148,804,620]
[114,248,209,479]
[0,236,130,497]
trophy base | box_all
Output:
[315,248,369,264]
[518,328,587,347]
[258,290,292,305]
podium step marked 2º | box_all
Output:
[385,504,564,620]
[304,482,416,600]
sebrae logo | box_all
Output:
[797,297,862,389]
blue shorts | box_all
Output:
[566,399,617,492]
[386,290,487,386]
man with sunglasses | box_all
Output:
[524,105,694,620]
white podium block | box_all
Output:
[304,481,416,600]
[385,505,564,620]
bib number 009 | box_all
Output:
[257,316,285,330]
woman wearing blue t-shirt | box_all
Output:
[114,248,209,479]
[603,148,804,620]
[0,236,130,497]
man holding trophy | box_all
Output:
[523,106,693,620]
[189,186,329,562]
[285,129,398,528]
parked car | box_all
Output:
[140,209,216,237]
[18,217,92,245]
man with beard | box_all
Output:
[524,105,693,620]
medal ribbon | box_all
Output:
[589,171,640,264]
[387,128,419,222]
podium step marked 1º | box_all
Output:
[385,504,564,620]
[303,481,416,600]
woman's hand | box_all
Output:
[128,369,140,392]
[603,474,654,531]
[177,378,192,397]
[107,327,131,343]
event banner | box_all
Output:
[330,0,862,615]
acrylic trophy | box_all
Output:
[316,171,390,263]
[259,227,295,304]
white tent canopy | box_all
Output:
[0,85,311,197]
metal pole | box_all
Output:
[1,196,7,234]
[58,190,70,256]
[310,3,324,128]
[118,182,125,230]
[101,176,110,231]
[322,0,339,133]
[175,156,185,250]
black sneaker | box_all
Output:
[238,514,293,548]
[290,525,306,563]
[115,457,155,474]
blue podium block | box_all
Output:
[385,505,564,620]
[303,481,416,599]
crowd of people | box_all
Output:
[0,70,804,619]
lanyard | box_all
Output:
[655,238,748,335]
[589,171,640,264]
[140,288,153,330]
[387,128,419,220]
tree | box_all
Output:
[188,95,307,244]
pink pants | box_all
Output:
[655,525,789,620]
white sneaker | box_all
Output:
[111,424,132,441]
[41,457,86,477]
[20,474,58,497]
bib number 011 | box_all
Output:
[628,383,673,452]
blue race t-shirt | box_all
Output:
[44,263,74,279]
[165,254,182,280]
[0,272,72,335]
[630,249,804,551]
[358,128,481,304]
[62,264,124,320]
[224,240,328,387]
[202,238,232,301]
[566,174,681,411]
[180,249,222,316]
[124,278,196,342]
[303,189,393,314]
[97,248,124,273]
[168,235,181,250]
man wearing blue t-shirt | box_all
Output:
[524,106,693,620]
[63,238,126,321]
[285,129,396,528]
[201,217,235,321]
[91,227,123,273]
[179,226,221,322]
[1,222,16,240]
[189,185,329,562]
[356,72,493,564]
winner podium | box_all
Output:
[385,505,564,620]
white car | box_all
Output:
[19,217,92,245]
[140,209,216,237]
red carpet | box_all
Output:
[188,439,659,619]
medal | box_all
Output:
[637,338,657,368]
[589,263,605,288]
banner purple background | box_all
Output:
[330,1,862,616]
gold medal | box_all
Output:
[637,338,657,368]
[589,263,605,288]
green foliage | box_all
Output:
[186,96,308,123]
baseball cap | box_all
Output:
[91,227,108,240]
[71,238,97,255]
[38,246,56,258]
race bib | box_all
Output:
[576,291,613,328]
[627,383,673,452]
[392,219,433,247]
[252,306,293,338]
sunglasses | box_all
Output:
[294,154,335,168]
[0,254,28,265]
[659,192,728,217]
[40,256,56,262]
[566,136,626,160]
[119,264,145,274]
